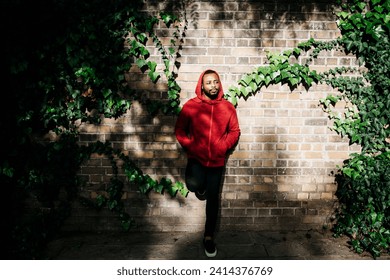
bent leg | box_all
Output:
[185,159,206,193]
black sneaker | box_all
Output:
[195,190,206,201]
[203,238,217,257]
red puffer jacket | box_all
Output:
[175,70,240,167]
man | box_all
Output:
[175,69,240,257]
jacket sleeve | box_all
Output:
[175,106,192,149]
[225,108,240,151]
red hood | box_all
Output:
[194,69,224,103]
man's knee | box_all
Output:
[185,177,201,192]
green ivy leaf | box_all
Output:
[168,47,175,55]
[264,75,272,86]
[167,184,178,197]
[148,70,160,83]
[175,182,188,197]
[136,59,147,70]
[2,165,14,178]
[356,2,366,12]
[102,89,112,98]
[288,77,299,86]
[240,86,248,97]
[293,47,301,57]
[147,61,157,72]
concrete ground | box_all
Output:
[42,229,390,260]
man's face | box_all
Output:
[202,73,220,100]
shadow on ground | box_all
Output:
[42,229,387,260]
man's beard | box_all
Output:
[203,88,219,100]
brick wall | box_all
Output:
[66,0,360,232]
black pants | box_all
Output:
[185,159,224,238]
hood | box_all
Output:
[194,69,224,103]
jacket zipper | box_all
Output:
[207,105,214,166]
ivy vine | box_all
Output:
[226,0,389,258]
[80,141,187,231]
[1,0,187,258]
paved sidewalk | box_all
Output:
[43,229,389,260]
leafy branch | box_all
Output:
[127,10,186,115]
[225,47,321,106]
[2,0,188,258]
[226,0,390,259]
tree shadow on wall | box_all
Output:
[149,0,337,42]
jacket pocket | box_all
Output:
[187,139,207,161]
[213,138,228,158]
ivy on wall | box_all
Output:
[327,0,389,258]
[226,0,389,258]
[1,0,187,259]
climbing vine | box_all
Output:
[225,45,322,106]
[1,0,187,258]
[325,0,390,258]
[130,11,185,115]
[80,141,187,232]
[226,0,389,258]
